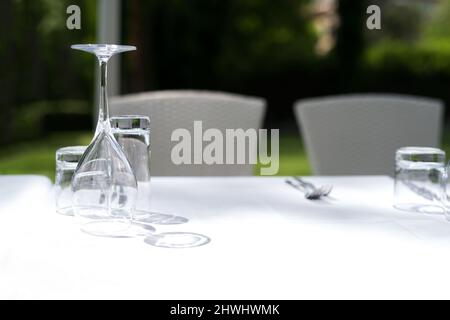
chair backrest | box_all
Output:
[294,94,444,176]
[110,90,266,176]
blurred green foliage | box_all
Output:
[0,0,96,144]
[0,0,449,152]
[0,132,92,177]
[122,0,316,92]
[2,0,96,101]
[365,0,450,75]
[364,40,450,75]
[11,100,90,141]
[359,0,450,112]
[423,0,450,41]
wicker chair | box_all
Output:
[294,94,444,176]
[110,90,266,176]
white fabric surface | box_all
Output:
[2,175,450,299]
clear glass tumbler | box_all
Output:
[110,115,151,214]
[394,146,446,214]
[110,115,189,226]
[55,146,87,216]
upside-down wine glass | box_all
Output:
[70,44,138,237]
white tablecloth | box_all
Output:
[2,175,450,299]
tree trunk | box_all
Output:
[0,0,16,144]
[334,0,366,89]
[127,0,151,92]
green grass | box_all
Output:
[0,131,311,180]
[3,131,450,180]
[256,135,311,176]
[0,132,92,179]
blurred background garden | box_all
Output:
[0,0,449,178]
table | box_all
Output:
[2,175,450,299]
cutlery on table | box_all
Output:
[285,177,333,200]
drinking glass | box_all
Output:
[110,115,151,213]
[70,44,138,237]
[394,146,446,214]
[55,146,87,216]
[110,115,187,225]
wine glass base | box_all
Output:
[71,44,136,60]
[144,232,210,248]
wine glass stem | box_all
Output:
[98,60,110,128]
[98,59,113,214]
